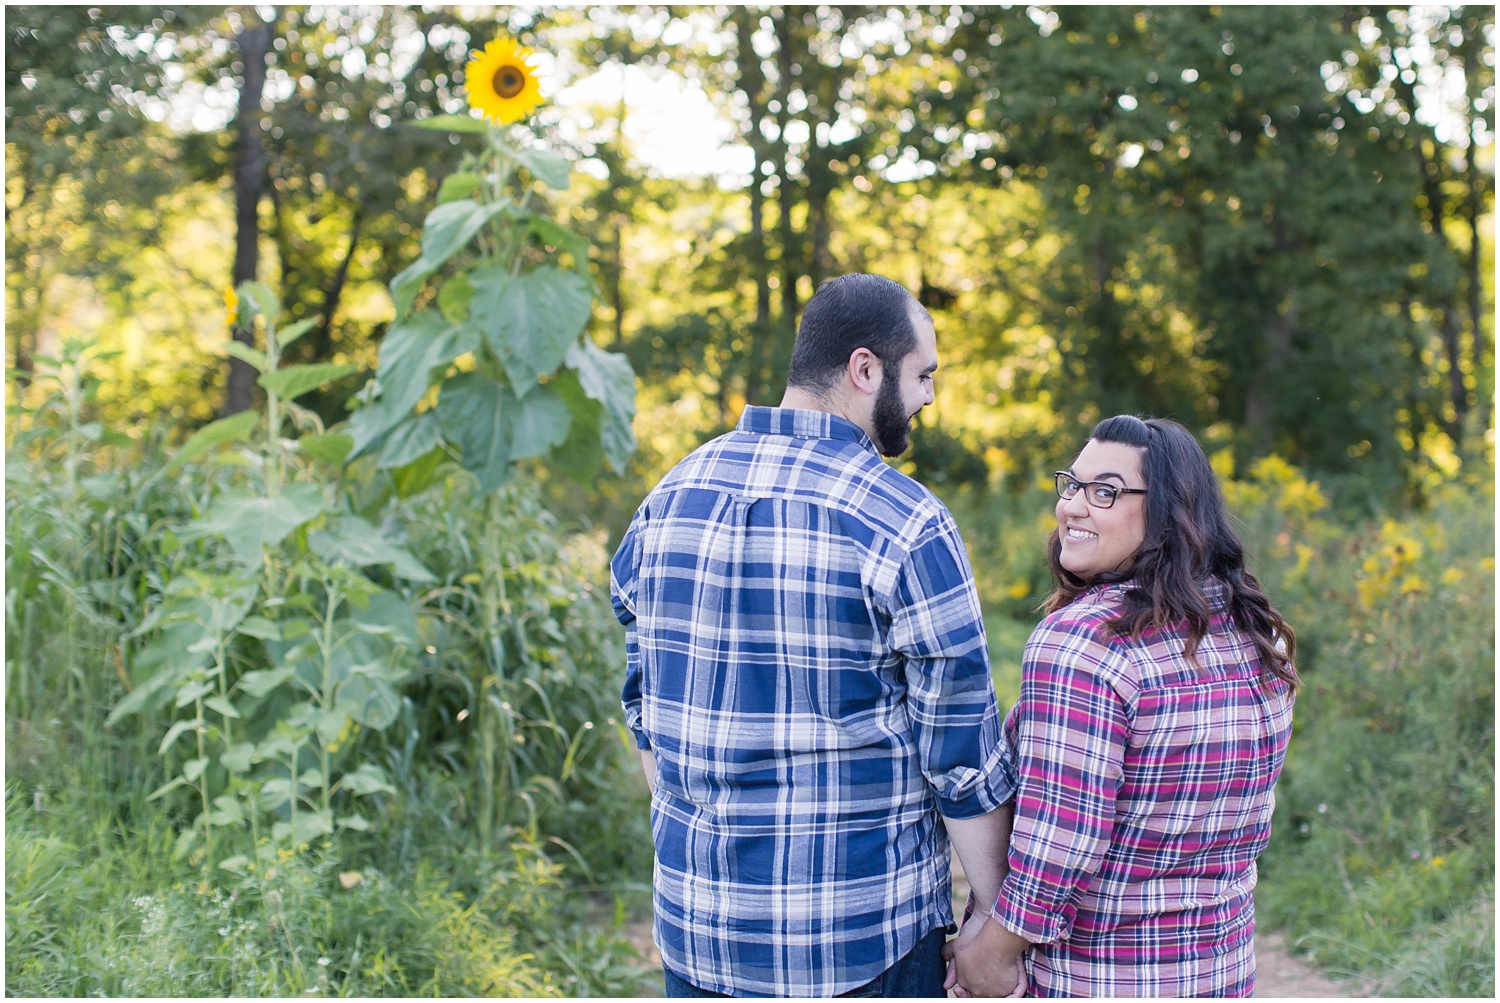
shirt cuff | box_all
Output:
[993,872,1073,945]
[932,743,1018,819]
[623,702,651,750]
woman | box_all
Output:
[946,415,1298,997]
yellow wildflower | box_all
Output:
[224,286,240,328]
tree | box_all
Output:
[4,6,207,383]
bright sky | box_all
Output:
[554,61,755,182]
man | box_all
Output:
[611,274,1016,998]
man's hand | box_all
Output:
[942,912,1028,998]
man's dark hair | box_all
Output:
[786,274,928,396]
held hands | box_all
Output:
[942,911,1028,998]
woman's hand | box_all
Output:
[942,911,1028,997]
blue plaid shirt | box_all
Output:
[611,406,1014,997]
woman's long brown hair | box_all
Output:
[1044,415,1299,688]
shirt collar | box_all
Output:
[736,405,878,455]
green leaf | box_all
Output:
[159,720,198,756]
[337,814,371,831]
[377,412,443,470]
[238,666,296,698]
[346,399,398,464]
[338,763,396,797]
[298,432,354,468]
[205,695,241,719]
[173,828,198,861]
[259,363,359,401]
[188,484,326,566]
[276,317,319,348]
[238,281,280,326]
[273,811,334,847]
[527,216,591,275]
[389,255,437,320]
[355,590,420,648]
[147,776,188,801]
[208,794,243,826]
[411,113,487,133]
[469,265,593,396]
[438,171,483,203]
[164,411,259,473]
[437,273,475,322]
[336,674,401,730]
[223,340,267,372]
[175,680,212,707]
[566,335,638,474]
[515,146,571,190]
[237,616,282,641]
[420,199,509,272]
[106,660,188,726]
[373,311,479,428]
[509,384,572,461]
[183,757,210,783]
[388,445,449,499]
[314,709,349,745]
[221,742,255,774]
[436,371,510,495]
[550,371,605,484]
[218,854,252,874]
[307,515,438,583]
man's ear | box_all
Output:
[846,347,882,397]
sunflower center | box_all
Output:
[493,66,525,99]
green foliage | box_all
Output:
[351,126,638,492]
[1233,464,1496,996]
[4,794,647,997]
[6,299,653,993]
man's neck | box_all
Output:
[779,386,873,444]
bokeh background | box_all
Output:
[6,5,1493,997]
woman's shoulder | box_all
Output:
[1026,583,1133,658]
[1036,581,1132,634]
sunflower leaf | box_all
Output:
[410,113,486,134]
[514,147,571,190]
[468,265,593,397]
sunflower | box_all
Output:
[465,37,544,125]
[224,286,240,328]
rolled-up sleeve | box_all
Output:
[610,512,651,751]
[993,619,1128,943]
[888,516,1016,819]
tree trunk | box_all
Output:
[736,8,776,409]
[774,12,800,326]
[223,19,272,417]
[312,208,364,361]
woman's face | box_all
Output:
[1056,438,1149,582]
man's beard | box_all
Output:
[872,367,913,457]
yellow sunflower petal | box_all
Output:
[464,37,544,125]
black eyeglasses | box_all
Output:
[1054,471,1148,509]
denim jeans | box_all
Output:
[662,927,948,998]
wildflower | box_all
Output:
[464,37,544,124]
[318,956,331,967]
[224,286,240,328]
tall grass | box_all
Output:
[5,375,654,995]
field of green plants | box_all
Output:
[4,339,656,996]
[7,333,1491,995]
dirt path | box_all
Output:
[624,858,1373,997]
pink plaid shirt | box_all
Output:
[994,580,1294,998]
